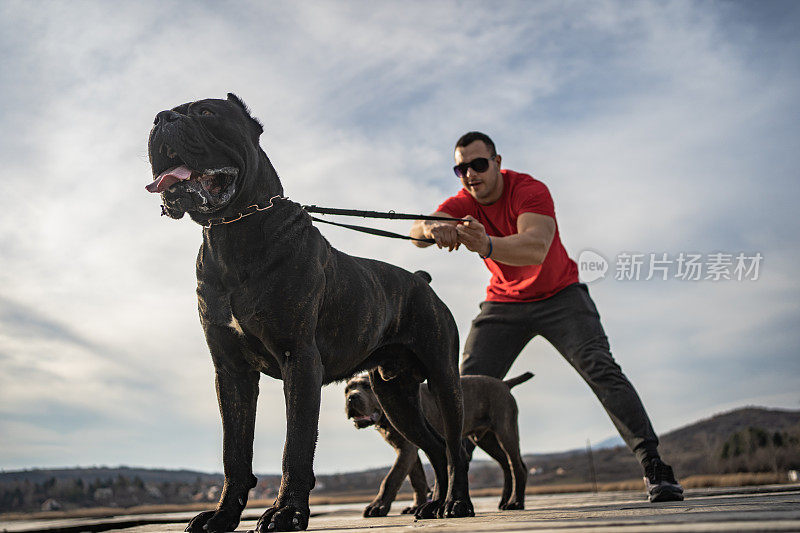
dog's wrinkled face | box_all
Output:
[344,375,384,429]
[146,93,263,219]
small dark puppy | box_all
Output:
[345,372,533,516]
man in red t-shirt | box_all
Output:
[410,132,683,503]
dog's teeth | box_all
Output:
[202,166,238,176]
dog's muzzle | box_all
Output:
[346,394,381,428]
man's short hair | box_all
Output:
[455,131,497,156]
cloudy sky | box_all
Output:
[1,1,799,477]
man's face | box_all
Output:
[454,141,503,205]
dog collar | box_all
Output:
[202,195,286,228]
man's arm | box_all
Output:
[456,212,555,266]
[410,211,461,251]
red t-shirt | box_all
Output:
[437,169,578,302]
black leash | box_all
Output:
[307,216,432,243]
[303,205,467,222]
[194,199,464,242]
[302,205,468,244]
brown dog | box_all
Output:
[345,372,533,516]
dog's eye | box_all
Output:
[200,109,214,117]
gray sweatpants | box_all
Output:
[460,282,659,466]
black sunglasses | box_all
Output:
[453,156,494,178]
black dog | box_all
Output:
[346,372,533,516]
[145,94,473,532]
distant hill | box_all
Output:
[659,406,800,475]
[2,406,798,512]
[502,406,800,487]
[0,467,225,486]
[593,435,625,449]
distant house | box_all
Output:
[206,485,221,501]
[41,498,62,511]
[145,483,163,499]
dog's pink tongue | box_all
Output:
[145,165,193,193]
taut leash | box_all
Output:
[302,205,468,244]
[307,216,432,243]
[302,205,467,222]
[194,197,464,242]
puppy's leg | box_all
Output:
[474,433,514,509]
[368,368,449,519]
[257,345,323,532]
[495,424,527,510]
[364,440,418,517]
[186,326,259,533]
[401,453,431,514]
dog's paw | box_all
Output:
[498,491,511,509]
[256,504,309,532]
[185,509,240,533]
[400,505,418,514]
[444,498,475,518]
[413,499,443,519]
[363,500,390,517]
[500,499,524,511]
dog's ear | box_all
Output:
[227,93,264,135]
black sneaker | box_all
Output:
[643,459,684,502]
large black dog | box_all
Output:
[146,94,473,532]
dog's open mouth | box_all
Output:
[351,412,381,429]
[146,165,238,195]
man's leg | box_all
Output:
[533,283,659,462]
[533,283,682,501]
[460,301,536,378]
